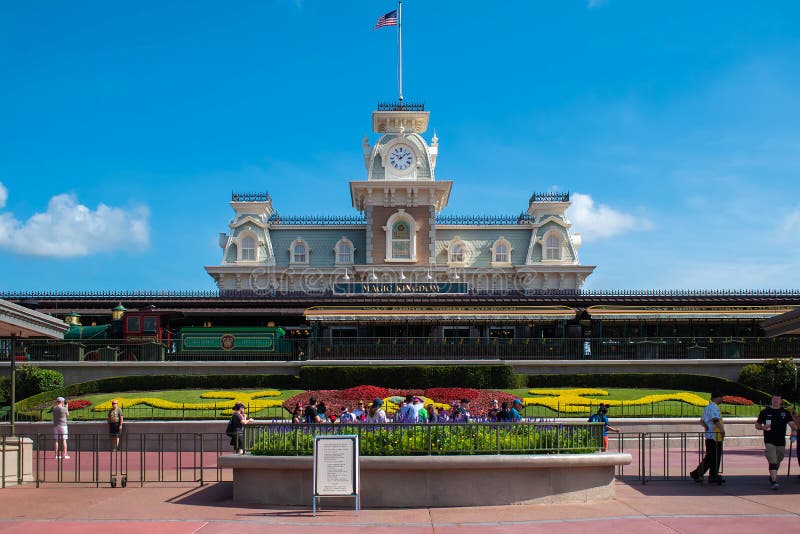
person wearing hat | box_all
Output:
[690,392,726,484]
[52,397,69,460]
[366,398,387,424]
[508,399,524,422]
[107,399,124,451]
[589,404,619,450]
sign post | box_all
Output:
[312,435,359,516]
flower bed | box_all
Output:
[524,389,709,413]
[283,387,517,417]
[67,399,91,410]
[92,390,283,414]
[720,395,754,406]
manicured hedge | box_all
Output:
[299,365,518,390]
[525,373,770,402]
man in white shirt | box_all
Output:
[690,392,725,484]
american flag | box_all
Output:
[374,9,398,29]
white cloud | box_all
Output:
[568,192,650,240]
[779,205,800,234]
[0,182,7,209]
[0,190,150,257]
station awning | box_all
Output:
[304,305,576,323]
[0,299,69,338]
[587,305,797,321]
[762,308,800,337]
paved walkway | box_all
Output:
[1,449,799,533]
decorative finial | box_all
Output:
[431,130,439,146]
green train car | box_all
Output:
[178,327,289,355]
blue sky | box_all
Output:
[1,1,799,290]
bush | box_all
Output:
[525,373,770,403]
[13,366,64,400]
[0,376,9,406]
[299,365,517,390]
[739,359,797,400]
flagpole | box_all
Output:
[398,0,403,103]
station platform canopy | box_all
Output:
[0,299,69,339]
[304,305,576,323]
[586,305,796,321]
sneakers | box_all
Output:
[690,470,701,483]
[63,455,70,459]
[770,478,780,490]
[55,454,61,460]
[708,476,726,485]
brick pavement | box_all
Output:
[1,448,799,533]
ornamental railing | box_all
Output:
[231,192,270,202]
[2,288,798,300]
[244,422,602,456]
[435,213,533,225]
[530,192,570,203]
[6,336,800,363]
[377,101,425,111]
[267,214,366,225]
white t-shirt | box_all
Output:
[701,401,721,440]
[366,409,387,424]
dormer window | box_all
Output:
[447,238,467,265]
[241,236,256,261]
[289,238,310,265]
[491,238,512,266]
[545,233,562,260]
[334,238,355,265]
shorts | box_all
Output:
[53,425,68,439]
[109,422,122,436]
[765,443,785,465]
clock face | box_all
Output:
[388,145,414,171]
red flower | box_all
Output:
[720,395,754,406]
[337,385,391,401]
[423,387,480,403]
[67,399,92,410]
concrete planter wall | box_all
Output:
[219,453,632,507]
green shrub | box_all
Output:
[12,366,64,401]
[525,373,770,402]
[249,423,598,456]
[0,376,9,406]
[739,359,798,400]
[299,365,517,390]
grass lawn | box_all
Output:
[61,389,304,421]
[502,387,760,418]
[29,387,763,421]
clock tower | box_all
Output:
[351,103,452,266]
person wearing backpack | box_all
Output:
[589,404,619,450]
[107,399,124,451]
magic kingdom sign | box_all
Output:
[333,282,469,295]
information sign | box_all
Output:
[312,435,359,515]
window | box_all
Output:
[334,238,355,264]
[449,243,464,263]
[143,316,157,333]
[494,243,509,263]
[545,234,561,260]
[392,221,411,259]
[127,316,140,332]
[241,236,256,261]
[289,238,310,264]
[491,238,512,266]
[384,211,417,262]
[293,243,307,263]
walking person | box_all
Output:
[107,399,124,451]
[226,402,254,454]
[589,404,620,451]
[791,406,800,476]
[755,394,798,490]
[52,397,69,460]
[690,392,725,484]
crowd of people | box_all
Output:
[288,395,527,424]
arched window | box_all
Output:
[384,210,417,262]
[392,221,411,259]
[491,238,512,266]
[289,238,310,265]
[334,238,355,264]
[241,236,256,261]
[545,234,562,260]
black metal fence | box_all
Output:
[7,336,800,362]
